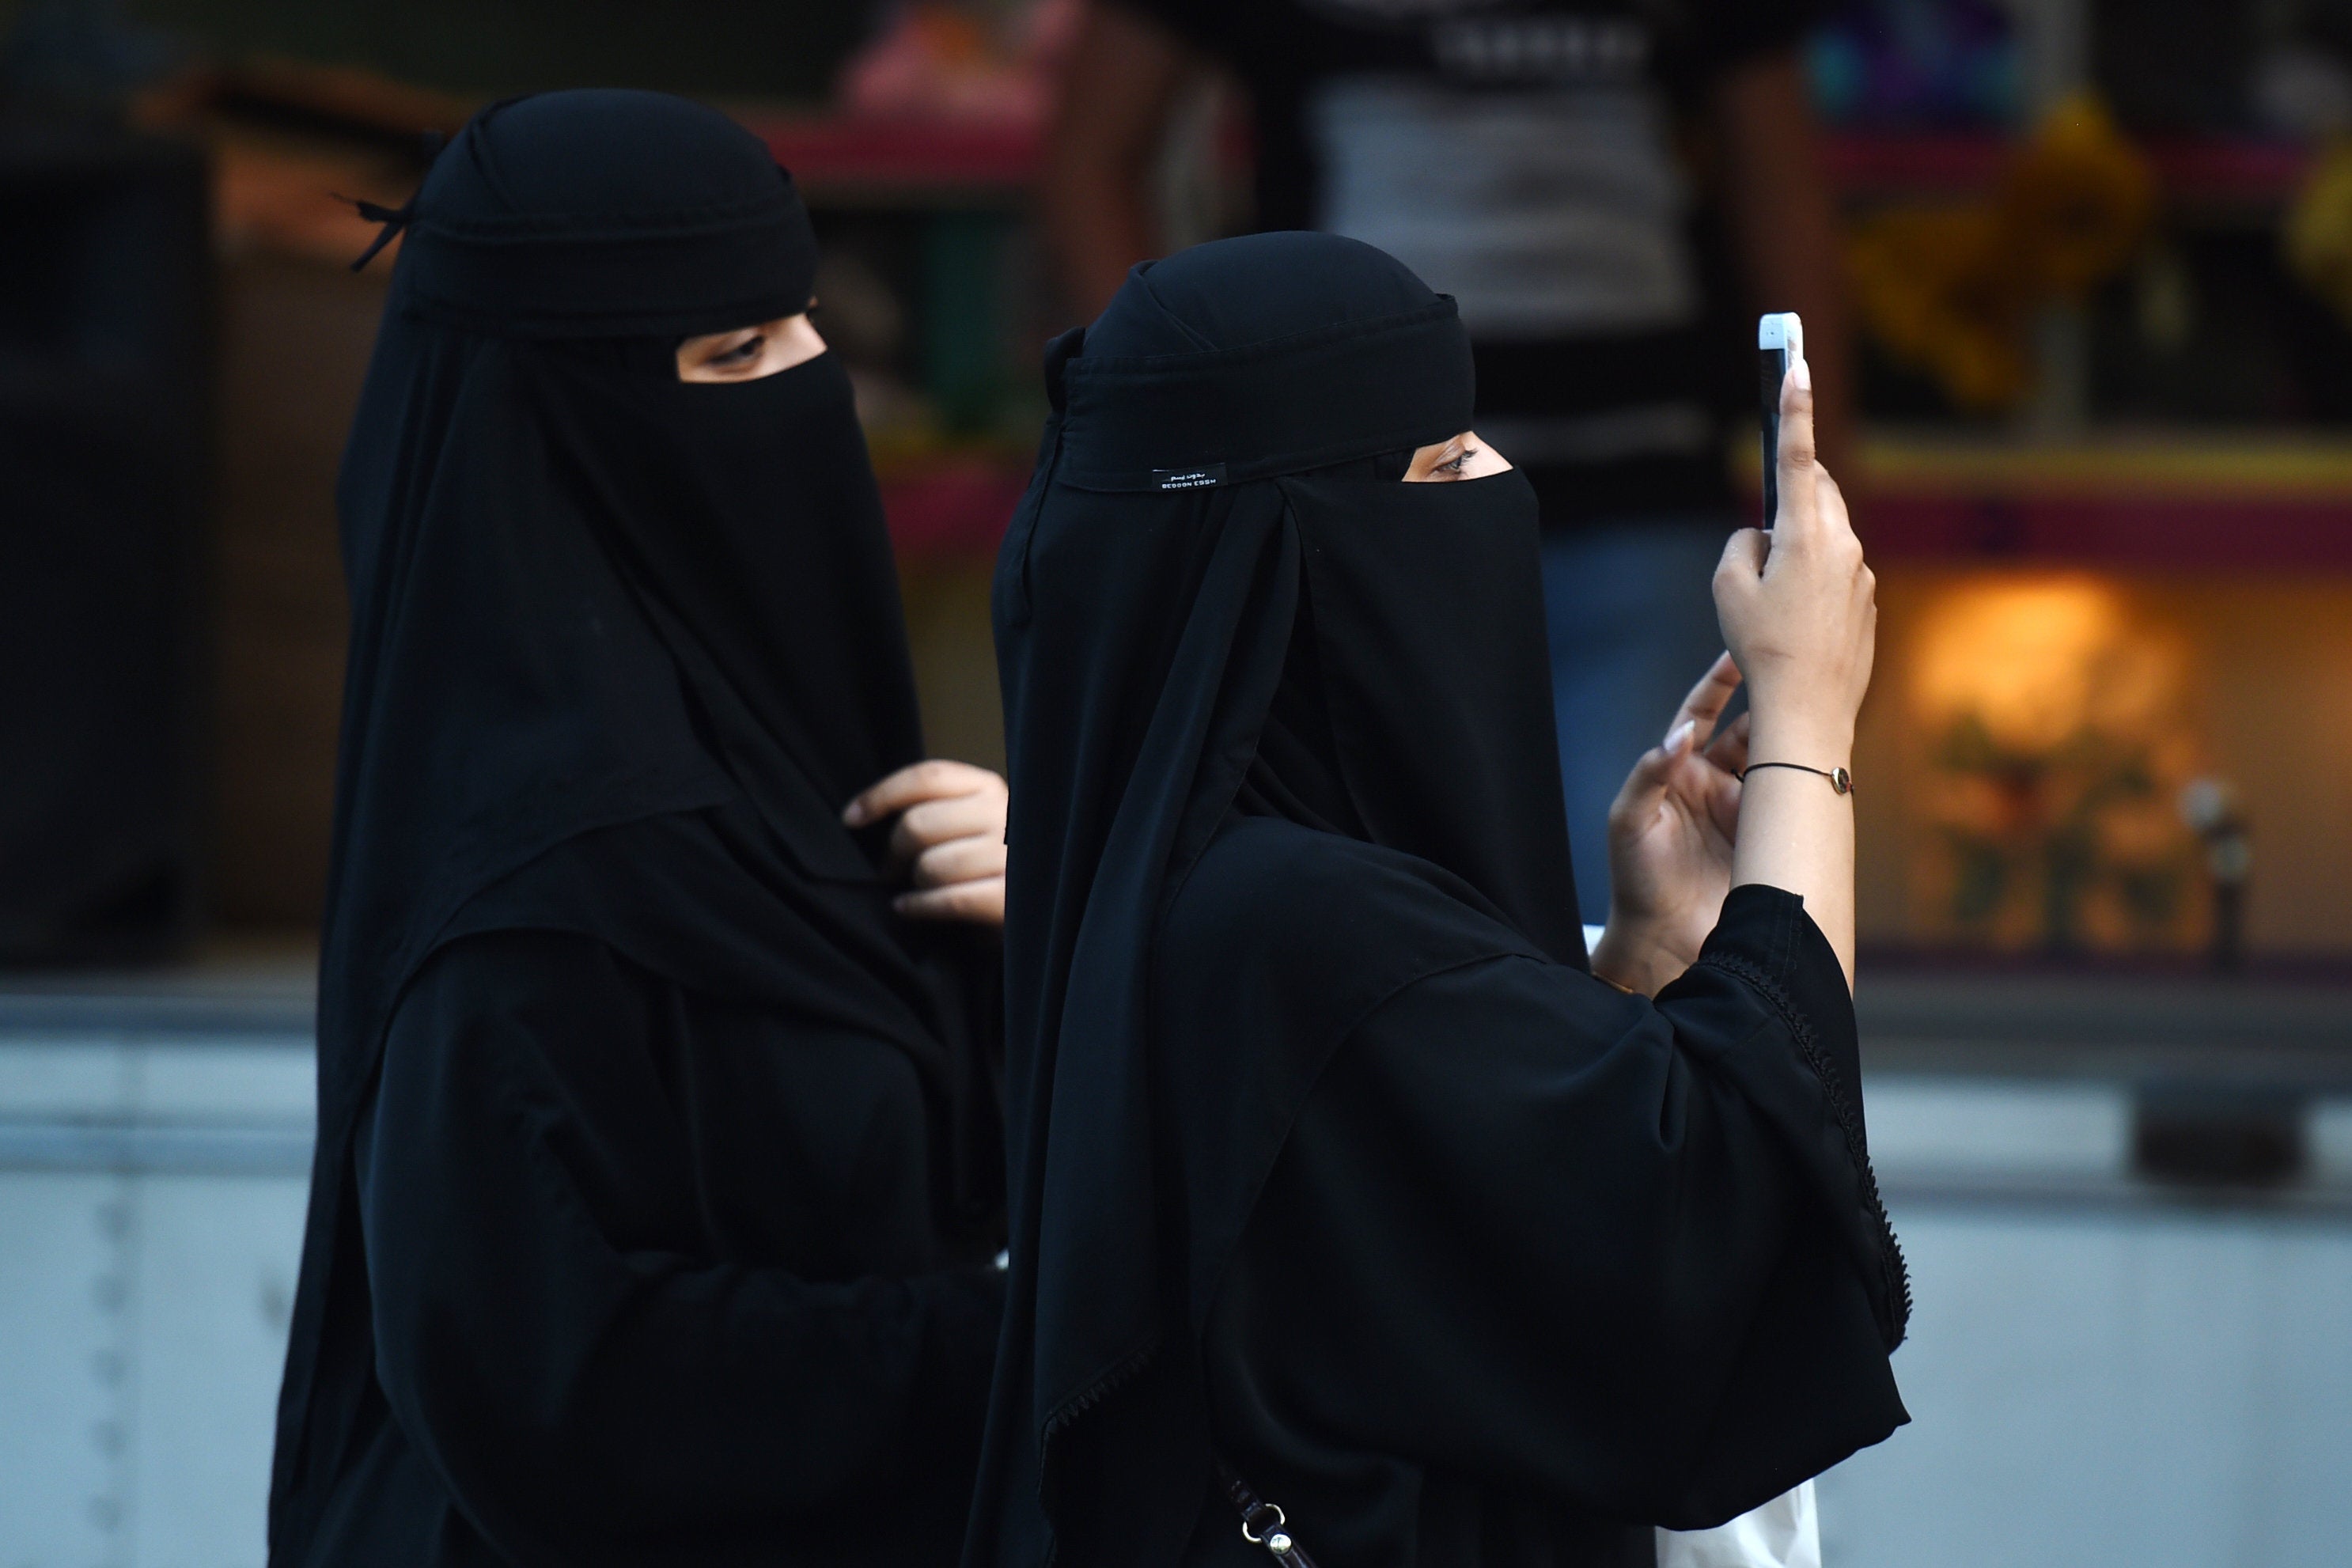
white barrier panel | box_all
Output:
[4,1025,2350,1566]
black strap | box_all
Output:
[1218,1458,1320,1568]
[340,131,448,273]
[1740,759,1853,796]
[343,197,415,271]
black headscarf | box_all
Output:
[271,89,1000,1540]
[974,232,1589,1565]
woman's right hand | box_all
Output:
[1712,357,1874,987]
[842,760,1009,926]
[1711,358,1876,768]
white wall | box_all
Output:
[4,1033,2350,1568]
[1820,1204,2352,1568]
[0,1034,310,1568]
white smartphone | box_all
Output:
[1759,311,1805,527]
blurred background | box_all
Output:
[0,0,2347,1562]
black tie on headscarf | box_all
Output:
[271,90,1002,1540]
[973,232,1587,1566]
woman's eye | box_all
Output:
[714,336,764,367]
[1437,446,1478,475]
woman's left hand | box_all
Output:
[843,760,1009,926]
[1589,653,1749,996]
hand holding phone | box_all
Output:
[1758,312,1805,528]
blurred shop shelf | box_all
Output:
[1825,433,2352,570]
[752,113,1039,205]
[747,116,2318,212]
[1824,131,2311,210]
[877,429,2352,569]
[747,113,2352,576]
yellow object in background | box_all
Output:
[1904,576,2197,951]
[2284,137,2352,329]
[1854,565,2352,957]
[1849,95,2156,414]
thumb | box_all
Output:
[1774,356,1821,540]
[1610,719,1695,834]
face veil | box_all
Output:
[975,232,1589,1566]
[271,91,1003,1547]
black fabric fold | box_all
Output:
[1161,827,1909,1561]
[343,930,1003,1567]
[387,93,817,337]
[1690,891,1912,1352]
[1056,301,1472,490]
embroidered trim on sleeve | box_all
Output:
[1699,952,1912,1349]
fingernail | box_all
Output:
[1666,719,1696,753]
[1790,356,1812,393]
[842,801,867,826]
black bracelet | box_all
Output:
[1740,761,1854,795]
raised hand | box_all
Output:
[1713,355,1875,782]
[1712,356,1877,984]
[1590,653,1752,996]
[842,759,1009,926]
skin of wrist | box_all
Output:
[1743,711,1855,771]
[1590,917,1697,998]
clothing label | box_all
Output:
[1154,464,1227,489]
[1307,74,1699,338]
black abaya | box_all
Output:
[308,926,1000,1566]
[971,233,1907,1568]
[1165,831,1902,1567]
[271,93,1003,1567]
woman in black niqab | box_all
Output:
[268,91,1006,1567]
[972,232,1909,1568]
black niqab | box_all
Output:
[270,90,1002,1562]
[975,233,1906,1567]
